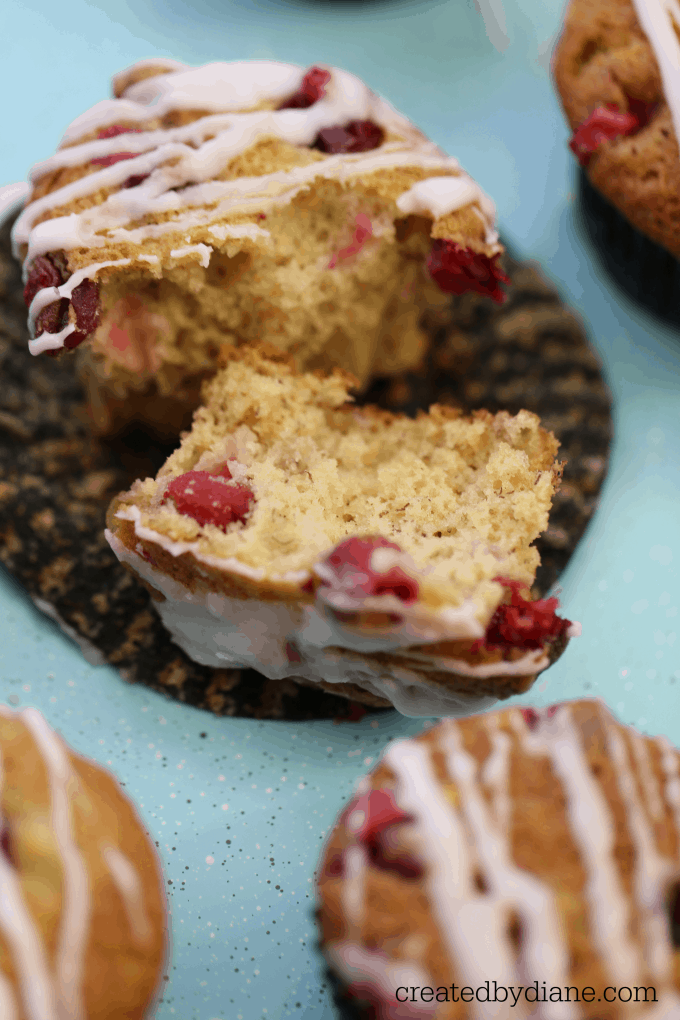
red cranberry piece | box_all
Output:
[326,852,344,877]
[0,825,15,868]
[346,788,423,880]
[91,151,138,168]
[323,537,419,603]
[668,880,680,947]
[368,832,424,880]
[24,256,70,339]
[63,278,100,350]
[97,125,143,139]
[278,66,331,110]
[164,471,254,530]
[482,577,572,652]
[314,120,384,155]
[35,299,70,339]
[123,173,150,189]
[520,708,540,730]
[569,104,639,167]
[427,240,509,303]
[24,255,63,309]
[336,702,368,724]
[285,640,303,665]
[348,789,411,843]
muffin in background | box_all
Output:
[553,0,680,321]
[317,698,680,1018]
[0,703,168,1018]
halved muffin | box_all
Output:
[105,346,576,716]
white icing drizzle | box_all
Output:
[396,175,497,244]
[13,59,498,355]
[27,258,131,355]
[631,728,664,821]
[169,243,212,266]
[600,709,680,1006]
[101,845,153,945]
[631,0,680,154]
[440,720,577,1019]
[385,738,522,1020]
[105,525,552,717]
[0,705,157,1018]
[531,705,640,990]
[0,974,18,1020]
[0,727,59,1020]
[0,182,29,222]
[325,942,438,1017]
[21,708,90,1020]
[656,734,680,839]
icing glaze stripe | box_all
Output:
[13,59,500,355]
[538,705,640,989]
[102,845,153,945]
[441,719,577,1019]
[0,726,58,1020]
[601,711,680,1009]
[631,0,680,153]
[385,738,519,1020]
[22,708,91,1020]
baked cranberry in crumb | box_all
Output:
[23,255,69,338]
[427,240,509,302]
[64,279,100,350]
[326,852,344,877]
[164,470,254,530]
[278,66,331,109]
[348,789,423,880]
[569,104,640,167]
[0,824,15,868]
[91,151,139,168]
[322,537,419,603]
[24,255,62,309]
[520,704,563,729]
[314,120,384,154]
[482,578,572,652]
[123,173,150,189]
[97,125,143,140]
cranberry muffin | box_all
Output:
[318,698,680,1018]
[105,346,576,717]
[0,703,168,1018]
[14,58,507,437]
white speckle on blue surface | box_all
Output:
[650,546,674,566]
[631,600,648,614]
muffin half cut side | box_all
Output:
[105,346,577,717]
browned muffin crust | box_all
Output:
[553,0,680,258]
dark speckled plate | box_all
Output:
[0,212,611,719]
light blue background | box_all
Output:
[1,0,679,1015]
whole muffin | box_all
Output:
[317,698,680,1017]
[0,704,168,1018]
[553,0,680,318]
[13,57,507,438]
